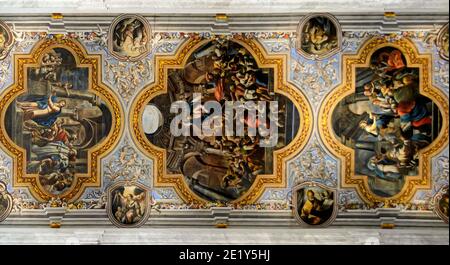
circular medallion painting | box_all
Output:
[139,39,302,203]
[0,181,13,222]
[436,23,449,61]
[107,181,151,228]
[108,14,152,61]
[433,185,449,223]
[292,182,337,227]
[0,20,14,60]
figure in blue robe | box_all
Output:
[17,94,65,127]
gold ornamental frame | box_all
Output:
[0,37,124,202]
[130,37,313,205]
[318,36,449,205]
[107,14,152,62]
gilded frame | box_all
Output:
[292,181,338,228]
[318,37,449,205]
[295,13,342,60]
[106,180,151,228]
[0,37,124,202]
[130,37,313,205]
[0,20,14,60]
[107,14,152,62]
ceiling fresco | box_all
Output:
[0,12,447,227]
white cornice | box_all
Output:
[0,0,449,14]
[0,13,448,32]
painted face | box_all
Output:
[307,190,315,201]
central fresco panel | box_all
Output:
[131,37,312,204]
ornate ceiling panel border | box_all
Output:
[0,36,124,202]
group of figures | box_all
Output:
[4,47,113,196]
[145,38,298,202]
[108,182,151,227]
[332,46,442,197]
[109,14,151,61]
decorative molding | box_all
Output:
[288,135,338,188]
[290,52,339,107]
[104,57,153,104]
[0,152,11,186]
[103,137,153,187]
[0,0,449,14]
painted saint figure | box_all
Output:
[112,16,149,58]
[300,190,323,225]
[17,91,66,127]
